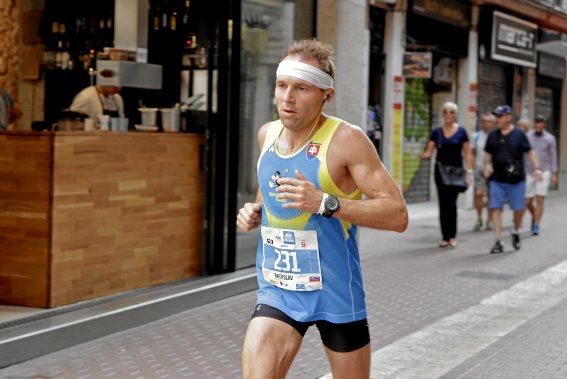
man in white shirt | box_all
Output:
[524,115,558,235]
[70,84,124,122]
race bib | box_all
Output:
[261,226,322,291]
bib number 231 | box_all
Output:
[261,226,322,291]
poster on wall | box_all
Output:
[403,78,431,203]
[491,11,537,68]
[403,52,433,78]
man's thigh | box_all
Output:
[525,174,536,198]
[489,181,506,209]
[508,181,526,211]
[242,316,304,378]
[324,343,371,379]
[535,171,551,197]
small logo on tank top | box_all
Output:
[306,143,321,160]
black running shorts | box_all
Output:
[251,304,370,352]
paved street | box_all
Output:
[2,196,567,378]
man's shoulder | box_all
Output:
[544,130,557,141]
[333,119,365,142]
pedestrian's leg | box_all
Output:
[242,317,303,378]
[475,188,483,219]
[513,210,523,232]
[525,197,535,217]
[534,196,545,225]
[436,179,450,242]
[324,344,371,379]
[447,187,459,243]
[492,208,503,241]
[474,188,484,230]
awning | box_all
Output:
[536,40,567,57]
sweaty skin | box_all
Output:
[237,55,408,379]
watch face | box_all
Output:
[325,196,339,211]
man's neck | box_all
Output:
[500,124,513,135]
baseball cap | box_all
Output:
[493,105,512,116]
[492,105,512,116]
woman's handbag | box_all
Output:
[436,162,468,192]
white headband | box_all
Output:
[276,59,334,89]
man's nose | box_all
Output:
[282,88,295,103]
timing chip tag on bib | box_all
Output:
[261,226,322,291]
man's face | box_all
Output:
[100,86,121,96]
[481,117,494,132]
[496,113,511,129]
[274,56,332,131]
[534,121,546,134]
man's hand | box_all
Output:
[534,169,543,181]
[236,202,262,231]
[276,170,323,214]
[484,163,493,180]
[465,171,473,186]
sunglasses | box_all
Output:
[442,110,456,114]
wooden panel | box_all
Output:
[50,133,204,306]
[0,133,51,307]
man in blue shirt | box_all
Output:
[484,105,541,254]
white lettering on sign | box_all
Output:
[498,24,535,49]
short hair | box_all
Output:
[481,113,495,122]
[535,114,546,123]
[442,102,458,113]
[280,39,336,79]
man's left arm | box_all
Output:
[276,126,408,232]
[551,136,558,185]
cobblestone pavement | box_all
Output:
[2,197,567,378]
[444,297,567,379]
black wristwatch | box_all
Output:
[322,194,340,218]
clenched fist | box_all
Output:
[237,202,262,231]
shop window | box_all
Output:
[236,0,315,269]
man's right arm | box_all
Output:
[236,122,270,232]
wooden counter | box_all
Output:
[0,131,204,307]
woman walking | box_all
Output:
[421,102,473,248]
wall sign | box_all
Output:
[538,52,566,80]
[491,11,537,67]
[403,52,432,78]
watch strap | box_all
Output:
[317,193,328,215]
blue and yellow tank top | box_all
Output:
[256,116,367,323]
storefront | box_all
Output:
[402,0,471,203]
[1,0,322,315]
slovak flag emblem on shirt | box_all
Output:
[306,143,321,160]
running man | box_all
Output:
[524,115,558,235]
[236,39,408,378]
